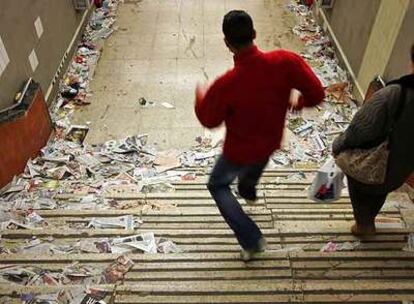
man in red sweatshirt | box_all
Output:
[195,10,325,261]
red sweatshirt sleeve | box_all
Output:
[194,77,228,129]
[287,52,325,110]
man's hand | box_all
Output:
[195,82,212,103]
[289,89,303,111]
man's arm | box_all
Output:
[286,52,325,110]
[332,85,401,155]
[194,77,228,129]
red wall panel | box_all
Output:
[0,88,53,188]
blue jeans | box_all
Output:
[207,155,268,250]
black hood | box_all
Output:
[387,74,414,89]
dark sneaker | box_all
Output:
[245,198,258,206]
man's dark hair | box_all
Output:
[222,10,255,48]
[411,43,414,63]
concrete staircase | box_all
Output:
[1,168,414,303]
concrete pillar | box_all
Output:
[357,0,410,94]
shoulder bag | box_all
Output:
[335,86,406,185]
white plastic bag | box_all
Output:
[308,157,345,202]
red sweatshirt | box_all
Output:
[195,46,325,165]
